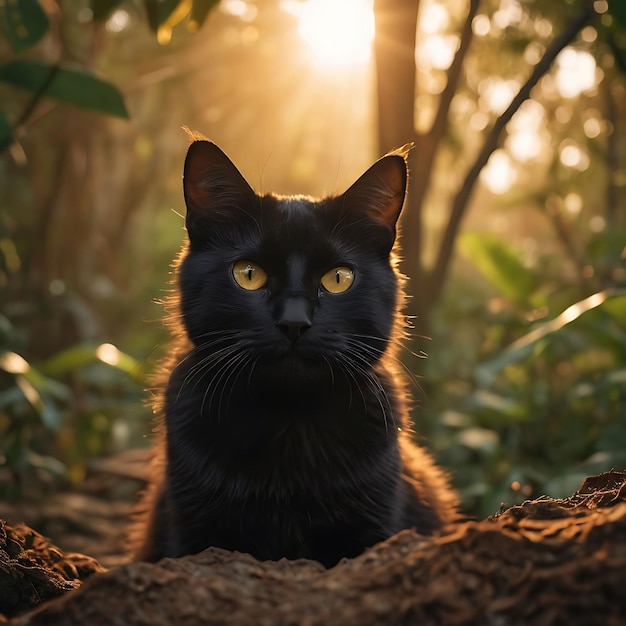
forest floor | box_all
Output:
[1,459,626,625]
[1,448,149,569]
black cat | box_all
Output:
[131,136,458,567]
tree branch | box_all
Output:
[408,0,480,243]
[429,0,480,147]
[0,64,59,154]
[427,0,598,307]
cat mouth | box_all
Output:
[258,337,328,369]
[275,344,321,363]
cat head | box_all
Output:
[177,139,409,388]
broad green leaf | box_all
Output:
[1,0,49,52]
[0,386,27,409]
[90,0,125,22]
[455,426,499,453]
[465,389,526,419]
[93,342,145,383]
[0,60,129,119]
[23,368,72,402]
[476,288,626,387]
[40,341,145,384]
[459,232,535,305]
[602,291,626,325]
[15,375,43,412]
[40,342,106,376]
[0,111,12,151]
[38,398,65,431]
[25,450,67,477]
[144,0,181,31]
[188,0,220,32]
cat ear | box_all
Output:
[343,144,410,238]
[183,140,255,241]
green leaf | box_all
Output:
[459,232,535,305]
[476,288,626,387]
[455,426,500,454]
[0,59,129,119]
[40,343,105,376]
[1,0,49,52]
[23,368,72,403]
[465,390,527,419]
[90,0,124,22]
[188,0,220,32]
[144,0,181,31]
[0,386,27,409]
[38,397,65,431]
[25,450,67,478]
[40,341,145,384]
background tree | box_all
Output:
[374,0,623,325]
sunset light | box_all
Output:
[283,0,375,68]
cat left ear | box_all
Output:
[183,139,256,241]
[343,144,410,237]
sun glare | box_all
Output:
[284,0,375,69]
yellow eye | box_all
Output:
[320,267,354,294]
[232,260,267,290]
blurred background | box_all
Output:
[1,0,625,530]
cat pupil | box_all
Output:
[247,265,253,281]
[335,271,340,284]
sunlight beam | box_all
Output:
[284,0,375,69]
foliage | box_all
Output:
[1,0,625,517]
[0,0,216,494]
[0,0,219,151]
[0,310,146,497]
[374,0,626,321]
[370,0,626,515]
[420,229,626,517]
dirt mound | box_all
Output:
[3,471,626,625]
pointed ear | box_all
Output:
[343,145,410,242]
[183,140,255,241]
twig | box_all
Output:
[0,64,60,154]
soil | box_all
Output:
[1,459,625,625]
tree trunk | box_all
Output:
[374,0,597,332]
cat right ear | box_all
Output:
[343,144,411,248]
[183,140,255,242]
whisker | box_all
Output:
[246,356,259,394]
[201,347,250,418]
[184,344,241,387]
[343,334,422,390]
[322,355,335,388]
[176,344,242,402]
[335,352,395,433]
[217,350,253,421]
[333,358,360,416]
[171,330,240,374]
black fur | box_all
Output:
[132,139,457,567]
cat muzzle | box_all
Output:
[275,296,313,342]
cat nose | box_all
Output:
[276,297,312,342]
